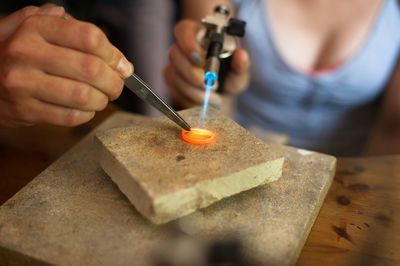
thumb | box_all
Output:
[230,48,250,74]
[222,48,250,95]
[0,5,65,42]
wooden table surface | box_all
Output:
[0,104,399,266]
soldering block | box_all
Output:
[95,107,284,224]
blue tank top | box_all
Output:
[234,0,400,156]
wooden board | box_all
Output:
[298,156,400,266]
[0,111,336,266]
[95,107,284,224]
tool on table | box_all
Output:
[152,222,260,266]
[124,73,191,131]
[198,5,246,92]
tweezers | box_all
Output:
[124,73,191,131]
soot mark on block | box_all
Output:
[5,200,15,209]
[150,136,166,146]
[364,222,370,228]
[176,155,185,162]
[336,195,350,206]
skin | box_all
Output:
[265,0,384,70]
[0,5,133,127]
[166,0,400,155]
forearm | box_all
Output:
[180,0,234,20]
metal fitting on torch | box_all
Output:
[204,71,218,87]
[198,5,246,92]
[204,33,224,83]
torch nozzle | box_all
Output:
[204,71,218,86]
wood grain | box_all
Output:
[297,156,400,266]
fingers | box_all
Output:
[230,48,250,74]
[223,48,251,94]
[24,15,133,78]
[171,19,250,101]
[0,65,108,112]
[0,99,34,127]
[27,41,124,100]
[164,64,221,109]
[166,19,234,109]
[174,19,205,65]
[24,99,95,126]
[0,6,39,41]
[37,5,66,16]
[0,5,66,42]
[164,64,203,106]
[0,60,103,127]
[31,71,108,112]
[0,96,95,127]
[168,44,204,87]
[0,6,132,128]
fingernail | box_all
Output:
[40,6,65,15]
[87,111,96,120]
[190,52,204,66]
[23,6,39,16]
[117,58,134,78]
[210,100,221,109]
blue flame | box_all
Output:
[200,71,218,126]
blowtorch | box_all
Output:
[198,5,246,92]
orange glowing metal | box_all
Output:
[181,128,216,145]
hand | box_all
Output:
[0,4,68,42]
[164,19,250,109]
[0,6,133,127]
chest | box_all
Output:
[265,0,385,71]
